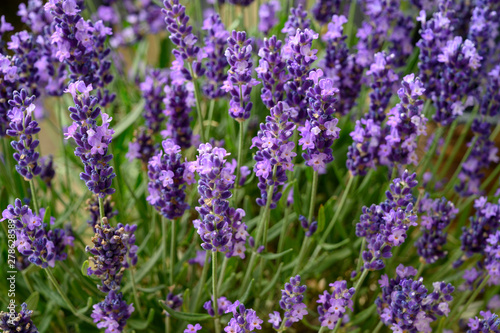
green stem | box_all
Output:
[162,217,169,291]
[433,119,458,173]
[373,320,384,333]
[481,161,500,191]
[191,252,210,312]
[235,121,245,188]
[293,171,319,275]
[129,265,144,319]
[414,260,425,279]
[98,197,105,223]
[346,0,357,48]
[170,219,176,286]
[418,126,444,180]
[57,100,71,192]
[212,251,221,333]
[29,179,39,214]
[187,62,206,143]
[318,326,327,333]
[331,318,343,333]
[217,256,228,292]
[206,99,216,139]
[45,269,94,325]
[442,136,479,194]
[353,238,366,277]
[452,275,490,322]
[277,206,291,253]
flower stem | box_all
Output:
[293,171,319,275]
[212,251,221,333]
[98,197,105,222]
[206,99,216,139]
[187,62,206,143]
[452,275,490,322]
[418,126,444,180]
[191,252,210,312]
[414,260,425,279]
[170,219,176,286]
[318,326,327,333]
[432,119,458,174]
[217,256,228,291]
[161,216,169,291]
[277,207,291,253]
[29,179,39,214]
[332,318,342,333]
[129,263,144,319]
[442,136,479,194]
[45,269,94,325]
[57,100,71,192]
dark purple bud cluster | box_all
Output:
[283,28,319,124]
[312,0,340,24]
[1,199,74,268]
[146,139,189,220]
[202,13,229,99]
[224,300,263,332]
[299,215,318,237]
[258,1,280,35]
[204,296,232,317]
[126,127,157,165]
[321,15,363,116]
[376,264,454,332]
[251,102,296,209]
[274,275,308,328]
[46,0,115,106]
[467,311,500,332]
[91,290,135,333]
[64,81,116,198]
[6,90,41,180]
[164,292,183,316]
[485,231,500,285]
[163,82,194,149]
[416,195,458,264]
[39,155,55,188]
[227,0,255,6]
[299,70,341,173]
[317,280,355,329]
[140,69,169,133]
[281,5,310,38]
[86,217,138,293]
[0,303,38,333]
[162,0,205,80]
[256,36,289,109]
[356,171,418,270]
[86,194,117,230]
[223,30,259,122]
[468,0,499,73]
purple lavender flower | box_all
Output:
[312,0,340,24]
[1,199,73,268]
[46,0,115,106]
[86,194,117,229]
[184,323,202,333]
[0,303,38,333]
[126,127,156,165]
[317,280,355,329]
[299,215,318,237]
[91,290,134,333]
[146,139,189,219]
[140,69,169,133]
[64,81,116,198]
[468,0,499,72]
[202,13,229,99]
[268,275,308,329]
[356,171,418,270]
[383,74,427,167]
[204,296,232,317]
[224,300,263,332]
[321,15,363,116]
[299,70,341,173]
[281,5,310,37]
[86,217,138,293]
[258,1,280,35]
[227,0,255,6]
[164,292,183,316]
[251,102,296,209]
[485,231,500,285]
[6,90,41,180]
[376,264,454,332]
[39,155,55,188]
[256,36,289,109]
[467,311,500,333]
[416,195,458,264]
[162,0,205,81]
[283,28,319,124]
[223,30,259,122]
[194,143,248,256]
[188,250,208,266]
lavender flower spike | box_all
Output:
[317,280,355,329]
[91,290,134,333]
[268,275,308,329]
[225,300,263,332]
[0,303,38,332]
[223,30,260,122]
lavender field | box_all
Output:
[0,0,499,332]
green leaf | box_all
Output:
[25,291,39,310]
[112,100,146,139]
[320,238,350,251]
[317,204,325,233]
[240,279,254,304]
[81,260,89,276]
[158,301,212,322]
[260,248,293,260]
[77,297,93,315]
[42,206,51,226]
[128,308,155,329]
[293,175,302,216]
[260,263,283,297]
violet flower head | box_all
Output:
[6,90,41,180]
[251,101,296,209]
[147,139,189,220]
[64,81,116,198]
[224,300,263,332]
[468,1,499,71]
[383,74,427,167]
[223,30,259,122]
[164,292,183,316]
[258,1,280,35]
[140,68,169,133]
[204,296,232,317]
[467,311,500,333]
[284,28,319,124]
[256,35,289,109]
[416,195,458,264]
[299,215,318,237]
[0,303,38,333]
[202,13,229,99]
[227,0,255,6]
[163,80,194,149]
[269,275,308,329]
[184,324,202,333]
[86,218,138,293]
[299,70,341,173]
[356,170,418,271]
[126,127,156,165]
[194,143,248,256]
[91,290,134,333]
[162,0,205,80]
[39,155,56,188]
[485,230,500,285]
[317,280,355,329]
[321,15,363,116]
[312,0,340,24]
[376,264,454,333]
[281,5,310,37]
